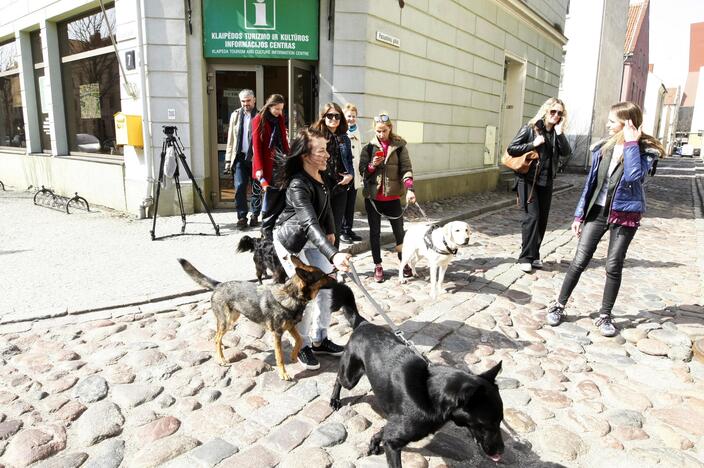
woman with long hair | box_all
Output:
[252,94,290,238]
[310,102,354,249]
[545,101,663,337]
[507,97,572,273]
[272,128,352,370]
[340,102,363,243]
[359,112,415,283]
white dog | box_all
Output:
[399,221,471,298]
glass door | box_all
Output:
[289,60,316,137]
[209,65,262,206]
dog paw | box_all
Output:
[278,372,293,381]
[330,398,342,410]
[367,441,383,456]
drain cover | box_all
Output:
[694,339,704,364]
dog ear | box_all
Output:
[479,361,502,382]
[289,255,305,268]
[294,267,315,283]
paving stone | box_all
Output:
[346,414,372,433]
[219,444,280,468]
[128,408,158,427]
[0,419,23,440]
[621,328,648,343]
[495,377,520,390]
[648,328,692,347]
[537,425,585,461]
[82,439,125,468]
[248,396,306,428]
[199,389,221,404]
[299,399,334,423]
[111,383,163,408]
[53,401,86,422]
[503,408,536,433]
[612,425,649,441]
[628,447,704,468]
[575,379,601,399]
[607,409,643,428]
[306,422,347,447]
[34,452,88,468]
[636,338,670,356]
[75,401,124,446]
[121,349,166,368]
[529,389,571,408]
[156,393,176,408]
[668,345,693,361]
[43,376,78,394]
[263,417,316,452]
[185,404,243,439]
[136,416,181,443]
[73,375,108,404]
[279,446,333,468]
[188,437,238,467]
[132,435,200,468]
[650,406,704,437]
[3,424,67,467]
[646,423,694,450]
[177,350,211,367]
[602,383,652,412]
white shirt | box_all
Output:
[241,111,252,155]
[595,144,623,206]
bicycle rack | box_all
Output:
[33,186,90,214]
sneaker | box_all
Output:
[518,262,532,272]
[374,264,384,283]
[403,265,413,278]
[236,218,248,229]
[297,346,320,370]
[249,215,259,227]
[532,259,544,269]
[348,231,363,241]
[546,303,565,326]
[594,314,618,337]
[311,337,345,356]
[339,233,353,244]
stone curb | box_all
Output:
[0,183,572,328]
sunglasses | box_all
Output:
[549,109,564,117]
[374,114,391,123]
[324,113,341,120]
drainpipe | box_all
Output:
[136,0,154,218]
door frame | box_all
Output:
[207,64,263,207]
[498,53,527,163]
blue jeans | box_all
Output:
[234,155,260,219]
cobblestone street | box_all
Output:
[1,158,703,467]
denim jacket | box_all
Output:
[574,140,658,226]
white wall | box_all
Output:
[643,72,665,136]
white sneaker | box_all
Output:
[532,259,544,269]
[518,262,532,272]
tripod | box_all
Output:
[150,126,220,240]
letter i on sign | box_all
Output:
[254,0,268,26]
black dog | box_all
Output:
[237,235,287,284]
[330,318,504,467]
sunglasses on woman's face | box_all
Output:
[374,114,391,123]
[324,113,341,120]
[549,109,564,117]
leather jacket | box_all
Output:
[275,172,337,261]
[507,124,571,182]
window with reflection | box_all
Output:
[31,30,52,152]
[0,40,25,149]
[59,5,122,156]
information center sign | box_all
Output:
[203,0,319,60]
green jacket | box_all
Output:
[359,137,413,199]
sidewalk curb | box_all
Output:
[0,183,573,329]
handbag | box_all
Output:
[501,149,539,174]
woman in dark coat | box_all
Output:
[507,97,571,273]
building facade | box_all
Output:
[679,22,704,153]
[0,0,568,216]
[621,0,649,109]
[642,65,667,140]
[558,0,629,170]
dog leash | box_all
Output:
[345,262,429,363]
[367,199,431,223]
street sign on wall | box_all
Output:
[203,0,319,60]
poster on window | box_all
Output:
[79,83,101,119]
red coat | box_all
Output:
[251,113,289,187]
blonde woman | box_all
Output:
[340,103,363,243]
[506,97,571,272]
[359,113,415,283]
[545,102,663,337]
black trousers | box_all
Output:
[557,207,637,316]
[365,198,405,265]
[341,187,357,235]
[517,180,553,264]
[260,187,285,240]
[331,189,348,249]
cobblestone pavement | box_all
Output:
[1,158,703,467]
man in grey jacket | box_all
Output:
[225,89,259,229]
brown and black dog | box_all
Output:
[178,256,335,380]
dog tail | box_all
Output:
[236,235,257,253]
[177,258,220,290]
[331,282,366,329]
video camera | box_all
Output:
[162,126,177,136]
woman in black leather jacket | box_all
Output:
[507,97,571,273]
[272,128,352,370]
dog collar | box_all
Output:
[423,224,457,256]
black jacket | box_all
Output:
[507,124,571,182]
[275,172,337,261]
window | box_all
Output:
[59,5,122,156]
[31,30,51,152]
[0,40,25,149]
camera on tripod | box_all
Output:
[162,125,177,136]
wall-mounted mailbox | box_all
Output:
[114,112,143,147]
